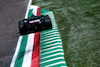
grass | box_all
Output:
[32,0,100,67]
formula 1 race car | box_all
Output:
[19,15,52,35]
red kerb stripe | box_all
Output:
[37,7,40,16]
[31,7,40,67]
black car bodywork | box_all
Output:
[19,15,52,35]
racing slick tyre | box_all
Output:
[41,15,52,30]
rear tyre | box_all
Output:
[44,15,52,29]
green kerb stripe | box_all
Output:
[28,9,33,18]
[14,9,33,67]
[39,9,67,67]
[14,35,28,67]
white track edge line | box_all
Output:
[10,36,23,67]
[25,0,32,18]
[10,0,32,67]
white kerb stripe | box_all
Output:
[41,30,58,34]
[41,37,60,42]
[42,32,59,36]
[41,46,62,52]
[45,62,67,67]
[22,33,34,67]
[52,27,57,29]
[42,39,61,44]
[41,34,60,39]
[40,49,63,55]
[41,53,64,59]
[40,57,64,64]
[41,42,62,49]
[30,5,39,16]
[10,36,23,67]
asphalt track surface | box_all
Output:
[0,0,29,67]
